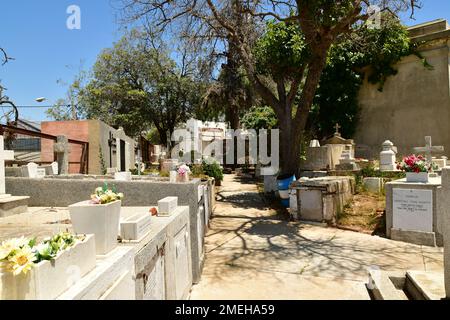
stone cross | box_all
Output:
[0,135,14,196]
[413,136,444,164]
[334,123,341,136]
[54,135,70,175]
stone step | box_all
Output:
[405,271,446,300]
[0,196,30,218]
[368,270,409,300]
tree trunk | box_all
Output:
[278,113,301,176]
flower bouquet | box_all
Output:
[176,164,191,183]
[0,232,96,300]
[69,183,124,255]
[90,183,124,204]
[397,154,434,182]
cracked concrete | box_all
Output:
[190,174,444,300]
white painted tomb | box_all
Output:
[385,176,443,246]
[119,205,192,300]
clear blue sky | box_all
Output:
[1,0,449,121]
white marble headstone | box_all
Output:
[51,162,58,175]
[26,162,39,178]
[392,188,433,232]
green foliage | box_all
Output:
[309,16,415,139]
[146,127,162,145]
[254,21,308,78]
[76,29,205,139]
[201,159,224,182]
[241,105,278,130]
[99,146,107,175]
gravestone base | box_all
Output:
[391,228,438,247]
[0,196,30,218]
[385,178,442,247]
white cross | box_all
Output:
[413,136,444,164]
[0,135,15,195]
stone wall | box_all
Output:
[354,20,450,159]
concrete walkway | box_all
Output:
[190,174,444,300]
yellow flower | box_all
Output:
[7,246,36,276]
[0,237,29,260]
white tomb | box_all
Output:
[380,140,398,171]
[385,176,443,247]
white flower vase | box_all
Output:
[69,200,122,255]
[406,172,429,183]
[0,235,96,300]
[177,173,190,183]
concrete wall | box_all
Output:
[354,25,450,159]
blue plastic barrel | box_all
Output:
[281,199,290,208]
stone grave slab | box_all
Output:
[158,197,178,216]
[120,212,152,241]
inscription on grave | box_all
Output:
[393,188,433,232]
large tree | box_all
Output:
[119,0,421,175]
[78,30,206,142]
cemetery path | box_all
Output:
[190,174,444,300]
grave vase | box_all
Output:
[176,173,190,183]
[406,172,429,183]
[0,235,96,300]
[69,200,122,255]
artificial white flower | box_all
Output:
[0,237,29,260]
[7,246,36,276]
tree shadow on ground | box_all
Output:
[205,176,432,285]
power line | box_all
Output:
[13,105,56,108]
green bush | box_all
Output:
[202,160,224,182]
